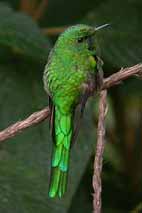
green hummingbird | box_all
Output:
[43,23,109,198]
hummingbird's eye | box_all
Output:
[77,37,84,43]
[77,36,88,43]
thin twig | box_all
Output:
[42,26,67,36]
[20,0,31,12]
[0,107,50,142]
[0,64,141,143]
[103,64,142,89]
[20,0,48,20]
[33,0,48,20]
[93,90,107,213]
[20,0,37,16]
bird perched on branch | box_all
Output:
[43,23,109,198]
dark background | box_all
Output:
[0,0,142,212]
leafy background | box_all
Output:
[0,0,142,212]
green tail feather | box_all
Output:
[49,106,73,198]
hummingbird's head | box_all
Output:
[56,24,109,56]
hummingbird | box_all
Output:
[43,23,109,198]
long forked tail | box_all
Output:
[49,106,73,198]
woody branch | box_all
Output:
[0,63,141,143]
[93,90,107,213]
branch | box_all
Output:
[42,26,67,36]
[103,63,142,89]
[0,63,141,143]
[93,90,107,213]
[20,0,48,21]
[91,64,142,212]
[33,0,48,21]
[0,107,50,142]
[20,0,37,16]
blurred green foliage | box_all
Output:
[0,0,142,212]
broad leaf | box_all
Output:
[0,3,51,62]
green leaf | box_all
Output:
[0,3,51,62]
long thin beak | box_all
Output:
[95,23,110,31]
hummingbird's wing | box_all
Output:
[49,96,55,140]
[71,58,104,145]
[71,87,90,144]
